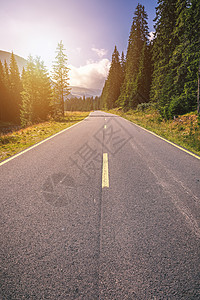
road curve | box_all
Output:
[1,111,200,299]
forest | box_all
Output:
[64,96,100,112]
[0,0,199,128]
[100,0,200,119]
[0,41,73,126]
[0,45,100,126]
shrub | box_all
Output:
[136,102,154,112]
[168,95,188,118]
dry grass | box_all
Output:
[108,108,200,156]
[0,111,89,162]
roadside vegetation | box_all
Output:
[0,111,89,162]
[99,1,200,157]
[109,106,200,156]
[100,1,200,117]
[1,2,199,161]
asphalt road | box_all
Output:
[1,111,200,299]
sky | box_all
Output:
[0,0,157,90]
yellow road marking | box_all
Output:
[104,125,107,129]
[102,153,109,188]
[123,118,200,161]
[0,119,86,167]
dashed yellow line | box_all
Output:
[102,153,109,188]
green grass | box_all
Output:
[108,108,200,157]
[0,111,89,162]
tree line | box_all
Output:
[0,41,70,126]
[65,96,100,111]
[100,0,200,118]
[1,1,199,124]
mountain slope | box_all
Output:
[68,86,101,98]
[0,50,27,73]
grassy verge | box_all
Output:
[108,108,200,157]
[0,111,89,162]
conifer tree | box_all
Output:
[33,57,52,120]
[167,0,200,116]
[150,0,178,117]
[4,61,10,91]
[0,60,15,122]
[65,96,100,111]
[52,41,70,117]
[120,51,126,77]
[101,46,123,109]
[9,51,22,122]
[20,56,36,126]
[100,79,109,109]
[21,56,52,126]
[0,61,4,81]
[1,60,12,121]
[151,0,200,117]
[134,42,152,104]
[0,61,7,121]
[118,4,150,109]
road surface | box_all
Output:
[1,111,200,299]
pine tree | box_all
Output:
[52,41,70,117]
[20,56,36,126]
[0,61,7,121]
[4,61,10,91]
[100,79,109,109]
[64,96,100,112]
[118,4,150,109]
[168,0,200,116]
[2,60,12,121]
[120,51,126,77]
[150,0,178,117]
[9,51,22,122]
[33,57,52,121]
[101,46,123,109]
[151,0,200,117]
[134,42,152,104]
[21,56,52,126]
[0,60,15,122]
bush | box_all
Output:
[168,95,188,118]
[136,102,155,112]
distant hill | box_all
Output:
[68,86,101,98]
[0,50,27,73]
[0,50,101,97]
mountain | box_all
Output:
[68,86,101,98]
[0,50,27,73]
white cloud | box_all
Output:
[91,47,108,58]
[69,59,111,90]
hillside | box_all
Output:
[0,50,27,73]
[68,86,101,98]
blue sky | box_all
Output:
[0,0,157,89]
